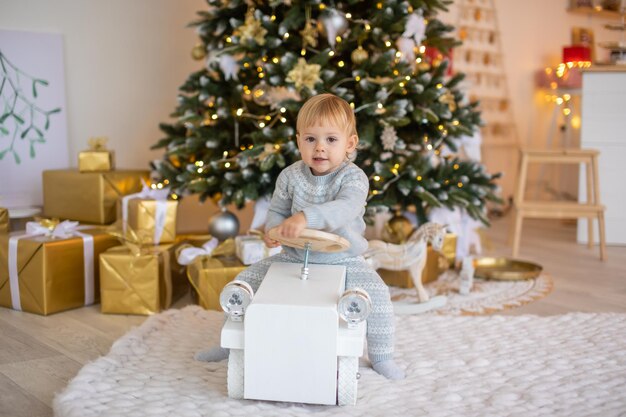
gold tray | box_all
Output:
[474,257,542,281]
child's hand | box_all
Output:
[276,212,307,239]
[263,232,281,248]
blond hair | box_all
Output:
[296,94,357,138]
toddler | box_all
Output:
[198,93,404,380]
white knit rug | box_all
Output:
[390,271,553,315]
[54,306,626,417]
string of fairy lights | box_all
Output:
[541,60,591,130]
[197,3,435,126]
[172,2,480,204]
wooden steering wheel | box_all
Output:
[267,228,351,253]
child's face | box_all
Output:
[297,123,357,176]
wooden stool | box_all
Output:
[511,149,606,260]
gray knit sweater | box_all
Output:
[265,160,369,263]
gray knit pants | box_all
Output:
[234,252,395,363]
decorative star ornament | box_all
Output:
[300,20,318,49]
[235,8,267,46]
[286,58,322,91]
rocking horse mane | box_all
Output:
[408,222,446,244]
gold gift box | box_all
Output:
[379,233,457,288]
[78,150,115,172]
[187,254,246,311]
[123,199,178,245]
[0,228,119,315]
[99,243,187,315]
[43,169,149,224]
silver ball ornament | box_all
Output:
[208,209,240,241]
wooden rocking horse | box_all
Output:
[365,222,448,314]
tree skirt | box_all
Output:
[54,307,626,417]
[389,271,553,315]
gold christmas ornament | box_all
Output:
[191,44,207,60]
[210,192,223,204]
[169,155,181,168]
[251,82,271,106]
[300,20,318,49]
[351,46,369,65]
[382,214,415,244]
[438,91,457,112]
[286,58,321,91]
[417,61,431,71]
[234,8,267,46]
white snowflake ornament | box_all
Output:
[381,125,398,150]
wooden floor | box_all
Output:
[1,216,625,417]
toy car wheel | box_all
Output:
[337,356,358,406]
[227,349,244,399]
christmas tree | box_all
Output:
[152,0,501,225]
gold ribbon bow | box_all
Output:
[35,217,61,231]
[107,223,147,256]
[88,136,109,151]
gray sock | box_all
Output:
[194,346,230,362]
[372,359,405,380]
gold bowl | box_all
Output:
[473,257,543,281]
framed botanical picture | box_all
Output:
[572,27,596,61]
[0,30,69,209]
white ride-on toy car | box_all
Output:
[219,228,371,406]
